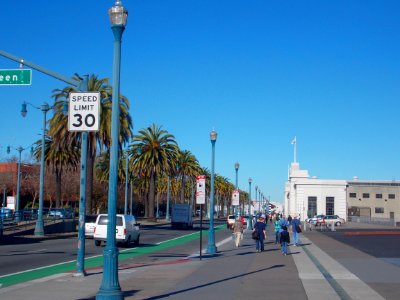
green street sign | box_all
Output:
[0,69,32,85]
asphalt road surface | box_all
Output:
[0,221,222,276]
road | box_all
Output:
[0,220,224,277]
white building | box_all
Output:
[284,162,347,221]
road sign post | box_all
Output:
[0,69,32,85]
[68,92,100,132]
[196,175,206,261]
[232,189,240,206]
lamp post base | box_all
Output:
[96,289,124,300]
[34,220,44,237]
[96,247,123,300]
[206,245,217,254]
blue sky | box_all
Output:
[1,1,400,203]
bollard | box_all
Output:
[331,221,335,232]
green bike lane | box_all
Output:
[0,225,225,288]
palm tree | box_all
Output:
[49,74,133,214]
[129,124,179,218]
[176,150,201,204]
[32,136,80,208]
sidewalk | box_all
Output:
[0,222,398,299]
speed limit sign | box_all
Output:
[68,92,100,131]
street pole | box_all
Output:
[2,185,5,208]
[16,147,22,221]
[207,129,217,254]
[7,145,28,222]
[130,181,133,216]
[255,185,258,215]
[234,162,239,217]
[21,101,51,237]
[166,176,171,221]
[97,1,127,299]
[124,151,129,215]
[75,75,89,277]
[248,178,253,229]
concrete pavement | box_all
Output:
[0,222,399,299]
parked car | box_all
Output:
[93,214,140,247]
[227,214,236,229]
[323,215,345,226]
[85,215,98,238]
[48,208,74,219]
[0,207,13,218]
[309,214,325,225]
[20,208,38,220]
[49,209,66,218]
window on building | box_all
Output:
[363,193,370,198]
[326,197,334,215]
[389,194,395,199]
[349,193,356,198]
[308,197,317,218]
[376,194,382,199]
[375,207,384,214]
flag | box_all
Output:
[291,136,296,145]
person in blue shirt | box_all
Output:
[290,215,302,246]
[253,215,267,252]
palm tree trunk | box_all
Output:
[148,174,156,218]
[55,168,62,208]
[180,176,185,204]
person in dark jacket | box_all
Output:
[279,225,290,255]
[253,216,267,252]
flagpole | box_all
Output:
[292,136,297,163]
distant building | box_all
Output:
[284,162,347,221]
[284,162,400,225]
[347,179,400,225]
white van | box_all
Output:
[93,214,140,247]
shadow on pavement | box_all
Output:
[144,264,285,299]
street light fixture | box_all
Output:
[21,102,53,237]
[234,162,239,216]
[207,129,217,254]
[97,1,127,299]
[7,145,33,222]
[248,178,253,229]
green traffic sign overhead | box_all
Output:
[0,69,32,85]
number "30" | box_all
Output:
[72,113,96,128]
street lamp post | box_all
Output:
[248,178,253,229]
[2,185,5,208]
[255,185,258,214]
[207,129,217,254]
[97,1,127,299]
[124,151,129,215]
[234,162,239,217]
[130,180,133,216]
[166,176,171,221]
[21,102,52,237]
[7,145,32,222]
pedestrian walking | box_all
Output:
[274,217,281,244]
[253,215,267,252]
[279,225,290,255]
[290,215,302,246]
[287,215,292,223]
[232,216,244,247]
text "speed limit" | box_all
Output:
[68,92,100,132]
